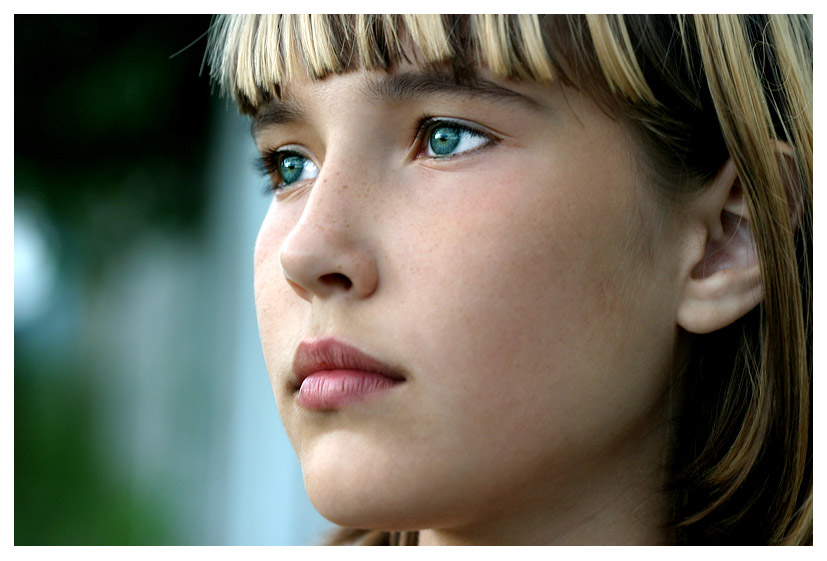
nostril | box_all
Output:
[319,272,353,290]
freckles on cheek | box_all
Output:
[253,223,277,301]
[413,160,639,356]
[254,202,301,280]
[253,207,300,324]
[253,209,307,407]
[254,205,282,268]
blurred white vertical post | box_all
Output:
[203,101,331,545]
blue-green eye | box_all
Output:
[426,121,490,157]
[258,150,319,191]
[279,154,319,186]
[280,154,317,186]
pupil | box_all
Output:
[281,155,304,184]
[430,126,460,155]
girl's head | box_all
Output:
[209,15,811,545]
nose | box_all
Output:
[279,173,380,303]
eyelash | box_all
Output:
[255,118,496,194]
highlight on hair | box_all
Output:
[208,14,812,545]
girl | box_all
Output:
[208,15,812,545]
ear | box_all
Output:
[676,159,763,334]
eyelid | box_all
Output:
[263,143,316,160]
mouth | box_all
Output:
[291,338,407,410]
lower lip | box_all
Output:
[296,370,403,410]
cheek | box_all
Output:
[400,163,640,361]
[253,203,283,305]
[253,202,305,397]
[390,154,672,458]
[254,203,284,328]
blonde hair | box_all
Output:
[208,14,812,545]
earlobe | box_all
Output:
[676,159,764,334]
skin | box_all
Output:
[252,63,690,545]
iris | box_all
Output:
[281,155,310,185]
[425,121,490,158]
[429,126,461,156]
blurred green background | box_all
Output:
[14,15,331,545]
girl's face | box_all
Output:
[253,63,685,541]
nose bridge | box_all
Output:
[292,144,373,240]
[278,150,380,302]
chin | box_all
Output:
[299,442,460,532]
[302,460,414,530]
[304,474,428,531]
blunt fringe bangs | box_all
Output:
[208,14,812,546]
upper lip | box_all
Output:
[291,338,406,390]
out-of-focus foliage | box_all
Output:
[15,15,212,276]
[15,15,214,545]
[15,356,176,544]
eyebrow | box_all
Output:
[252,70,544,134]
[253,100,306,134]
[361,71,544,110]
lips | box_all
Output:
[291,338,406,409]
